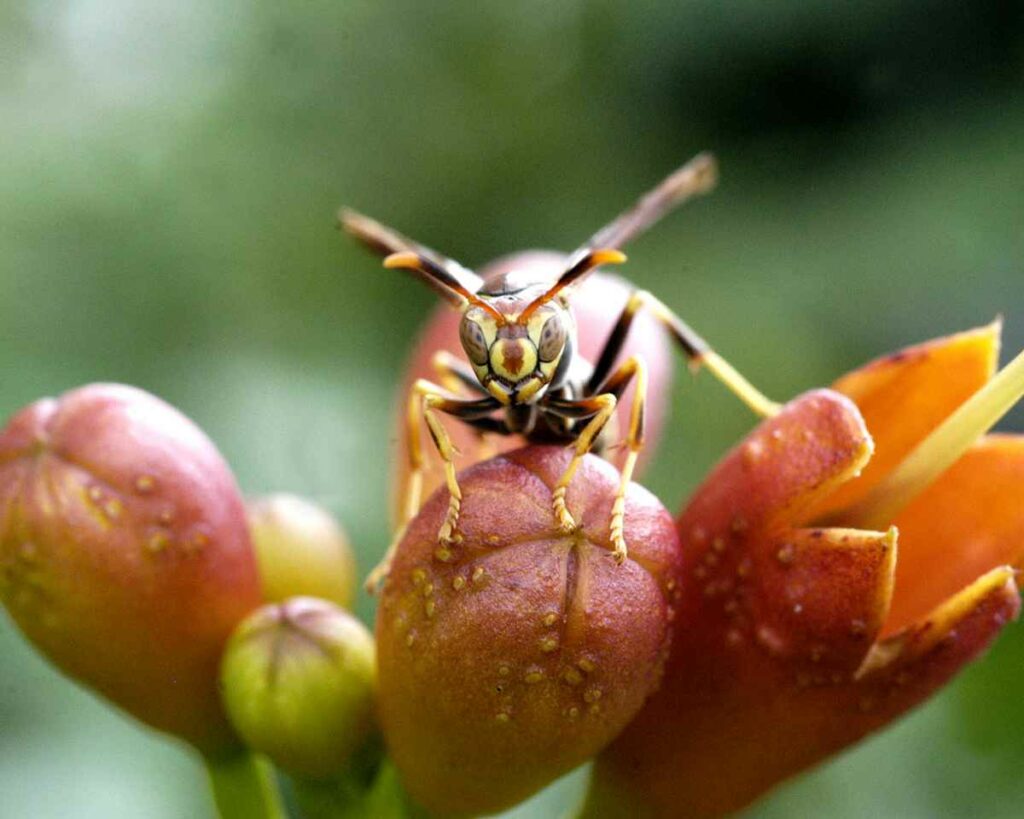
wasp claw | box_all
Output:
[365,561,391,595]
[611,535,629,564]
[609,496,628,564]
[437,494,462,545]
[552,486,577,533]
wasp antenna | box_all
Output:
[578,152,718,253]
[520,248,626,321]
[340,208,485,300]
[384,252,503,320]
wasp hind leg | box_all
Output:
[587,289,779,419]
[365,378,498,593]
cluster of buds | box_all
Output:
[2,317,1023,818]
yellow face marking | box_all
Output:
[490,339,538,382]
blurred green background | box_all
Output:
[2,1,1023,817]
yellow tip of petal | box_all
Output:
[856,564,1018,679]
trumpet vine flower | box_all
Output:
[584,323,1024,818]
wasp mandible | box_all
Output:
[342,153,781,591]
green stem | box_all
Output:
[204,751,288,819]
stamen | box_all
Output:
[841,345,1024,530]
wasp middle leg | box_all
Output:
[544,354,647,563]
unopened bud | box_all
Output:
[220,596,376,780]
[247,494,357,609]
[0,384,262,753]
[376,445,682,816]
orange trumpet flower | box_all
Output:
[584,322,1024,818]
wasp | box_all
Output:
[342,153,780,591]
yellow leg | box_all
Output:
[552,394,618,534]
[638,290,780,417]
[430,350,469,395]
[423,396,463,544]
[589,289,779,419]
[366,378,472,593]
[431,350,495,461]
[550,355,647,563]
[603,356,647,563]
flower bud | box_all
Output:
[247,494,357,609]
[220,596,376,780]
[0,383,262,753]
[375,445,682,816]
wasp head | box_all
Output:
[457,294,571,405]
[382,247,625,405]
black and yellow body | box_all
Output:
[342,153,780,591]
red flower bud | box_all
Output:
[0,384,262,753]
[375,445,682,816]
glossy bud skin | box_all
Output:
[0,384,262,753]
[392,255,674,522]
[247,494,357,609]
[220,597,376,780]
[376,445,682,816]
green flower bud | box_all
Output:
[220,596,376,780]
[247,494,357,609]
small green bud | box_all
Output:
[247,494,357,609]
[220,596,376,780]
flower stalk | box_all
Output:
[204,752,287,819]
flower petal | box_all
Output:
[809,322,1000,521]
[883,434,1024,635]
[679,389,873,534]
[583,391,895,819]
[854,566,1019,712]
[585,563,1018,819]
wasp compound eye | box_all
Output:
[538,314,567,363]
[459,317,490,365]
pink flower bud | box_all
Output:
[375,445,682,816]
[0,384,262,753]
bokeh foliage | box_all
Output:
[1,1,1022,816]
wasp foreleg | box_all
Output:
[366,380,498,593]
[544,393,619,543]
